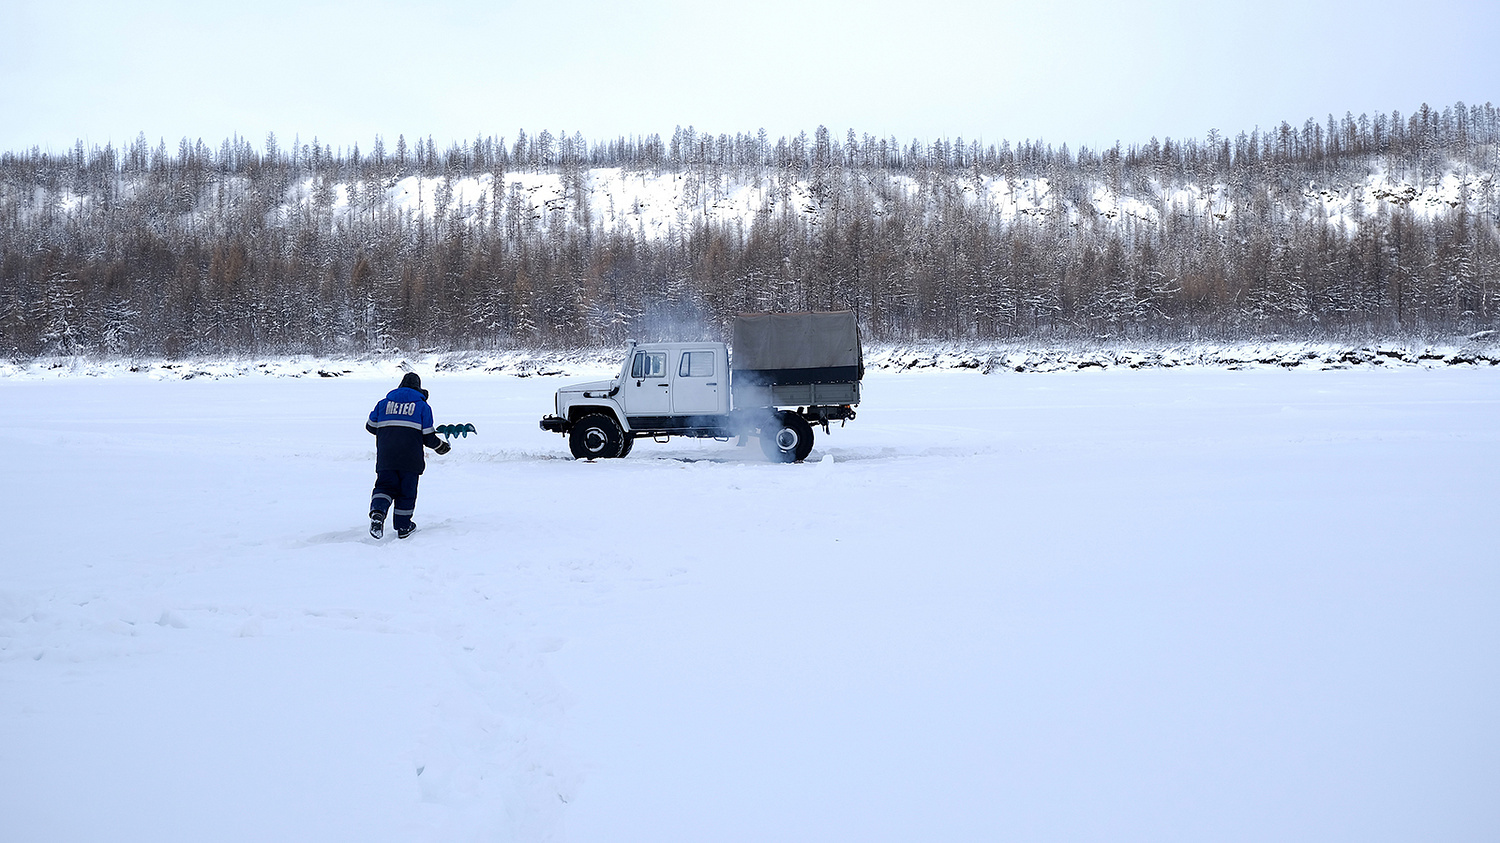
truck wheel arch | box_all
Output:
[568,405,625,429]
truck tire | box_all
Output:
[760,411,814,463]
[618,433,635,458]
[569,413,624,460]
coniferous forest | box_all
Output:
[2,101,1498,358]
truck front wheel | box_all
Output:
[569,413,625,460]
[760,412,814,463]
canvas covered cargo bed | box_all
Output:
[731,311,863,407]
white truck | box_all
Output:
[539,311,863,462]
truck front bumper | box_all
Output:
[539,415,570,434]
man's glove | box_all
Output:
[434,440,452,455]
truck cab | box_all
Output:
[542,341,737,459]
[617,342,731,422]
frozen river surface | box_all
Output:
[3,366,1498,842]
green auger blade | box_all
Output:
[436,423,478,439]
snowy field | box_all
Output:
[3,367,1498,842]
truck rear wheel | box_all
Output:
[760,412,814,463]
[569,413,624,460]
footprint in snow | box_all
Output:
[299,528,380,546]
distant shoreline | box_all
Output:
[6,339,1497,380]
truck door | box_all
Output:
[671,348,721,415]
[621,349,671,416]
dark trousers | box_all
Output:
[370,469,421,531]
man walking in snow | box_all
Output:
[366,372,450,539]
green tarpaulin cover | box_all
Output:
[730,311,863,376]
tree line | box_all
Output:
[2,101,1498,358]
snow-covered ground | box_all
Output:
[3,367,1498,842]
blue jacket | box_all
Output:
[366,386,443,473]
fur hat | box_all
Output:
[399,372,429,399]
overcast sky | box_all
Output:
[4,0,1497,156]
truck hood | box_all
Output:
[558,379,617,397]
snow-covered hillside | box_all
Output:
[3,367,1497,842]
[27,154,1497,242]
[78,160,1491,243]
[9,111,1499,358]
[498,167,1479,235]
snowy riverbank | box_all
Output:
[4,335,1498,381]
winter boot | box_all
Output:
[397,522,417,539]
[369,510,385,539]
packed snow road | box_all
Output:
[3,367,1498,843]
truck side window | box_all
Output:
[679,351,714,378]
[632,352,666,379]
